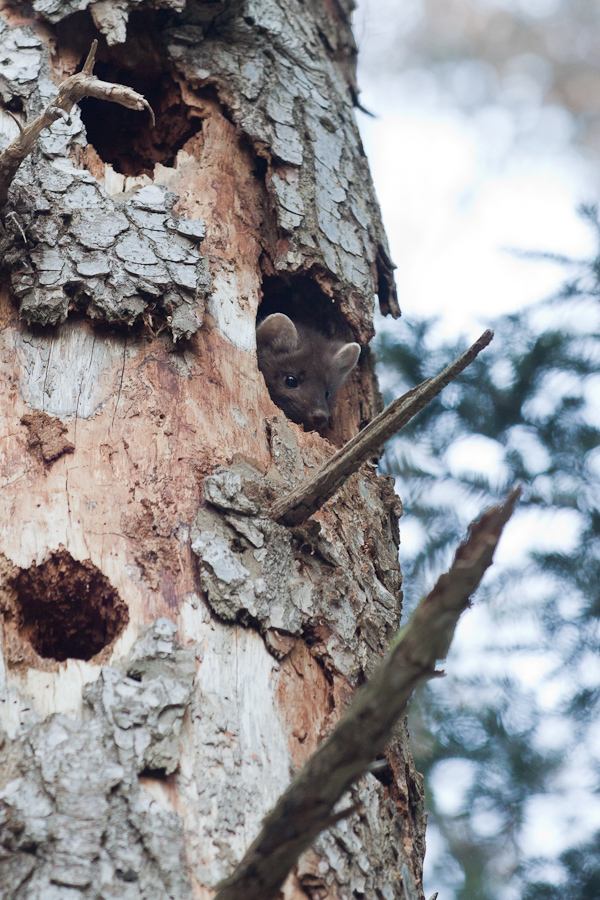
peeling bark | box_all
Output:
[193,435,403,683]
[20,410,75,463]
[212,490,519,900]
[0,39,154,207]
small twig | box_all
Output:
[270,329,494,526]
[4,109,24,134]
[82,40,98,76]
[214,487,520,900]
[0,40,154,208]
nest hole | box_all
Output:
[2,96,24,117]
[79,64,203,176]
[58,10,203,176]
[8,550,129,662]
[257,274,364,440]
[259,274,353,340]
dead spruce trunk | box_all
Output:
[0,3,426,899]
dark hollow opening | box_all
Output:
[4,96,24,115]
[257,274,362,438]
[258,274,352,340]
[9,550,129,661]
[57,9,203,176]
[78,63,203,176]
[139,766,169,780]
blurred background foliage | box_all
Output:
[353,1,600,897]
[375,216,600,897]
[356,0,600,165]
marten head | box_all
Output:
[256,313,361,432]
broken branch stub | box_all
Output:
[270,329,494,526]
[0,40,154,208]
[214,487,521,900]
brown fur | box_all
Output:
[256,314,360,432]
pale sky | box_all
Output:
[358,107,596,340]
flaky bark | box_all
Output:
[0,40,153,206]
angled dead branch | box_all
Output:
[215,486,521,900]
[0,40,154,208]
[270,329,494,526]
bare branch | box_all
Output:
[82,40,98,76]
[270,329,494,526]
[214,487,520,900]
[0,40,154,208]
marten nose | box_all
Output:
[311,410,329,430]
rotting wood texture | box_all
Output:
[0,3,435,899]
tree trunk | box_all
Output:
[0,2,426,899]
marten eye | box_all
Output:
[325,389,331,400]
[285,374,298,388]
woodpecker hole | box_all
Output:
[57,9,203,177]
[7,550,129,662]
[258,274,353,341]
[79,63,203,176]
[257,274,368,444]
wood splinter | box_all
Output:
[0,40,154,208]
[270,329,494,526]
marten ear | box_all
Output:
[332,342,361,381]
[256,314,299,351]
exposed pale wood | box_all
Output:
[215,488,520,900]
[271,330,494,526]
